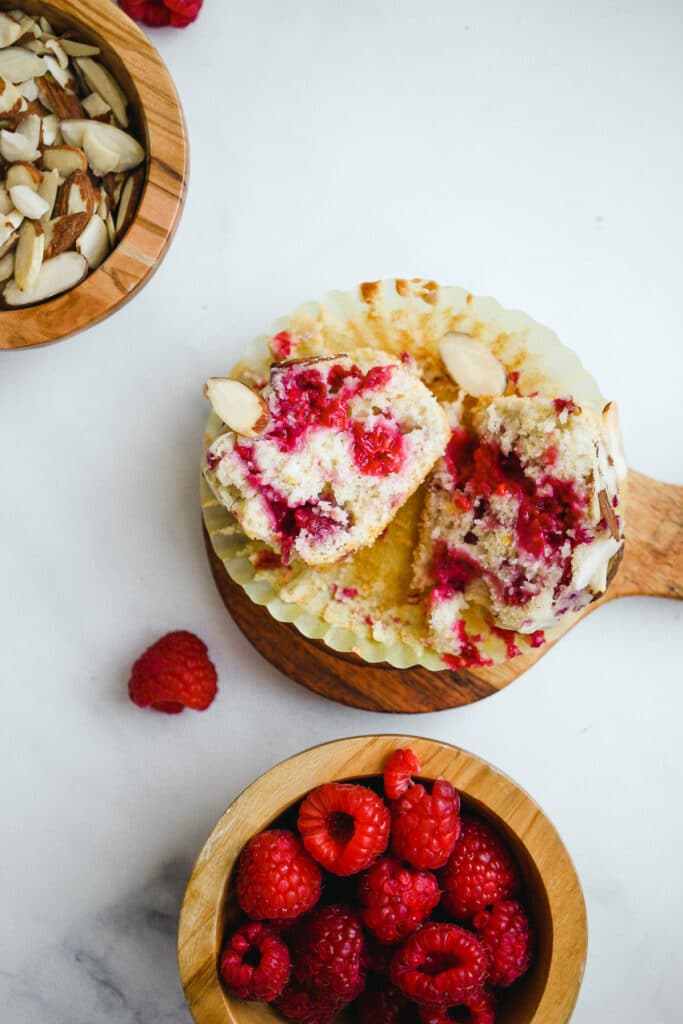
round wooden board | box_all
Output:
[204,527,498,713]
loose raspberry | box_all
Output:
[219,922,290,1001]
[291,904,365,999]
[359,856,440,943]
[127,630,217,713]
[439,815,519,920]
[356,976,421,1023]
[390,923,488,1007]
[118,0,203,27]
[384,747,421,800]
[418,987,496,1024]
[391,780,461,870]
[237,829,322,921]
[297,782,390,876]
[472,900,532,986]
[275,983,348,1024]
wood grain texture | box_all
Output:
[177,735,588,1024]
[0,0,188,350]
[205,469,683,713]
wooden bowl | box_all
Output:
[0,0,188,350]
[178,735,587,1024]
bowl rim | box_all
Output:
[0,0,188,350]
[177,734,588,1024]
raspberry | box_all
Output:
[356,977,421,1023]
[359,856,440,943]
[391,780,461,870]
[353,419,406,476]
[472,900,532,987]
[418,987,496,1023]
[118,0,203,27]
[237,829,322,921]
[219,922,290,1001]
[291,904,365,999]
[275,983,348,1024]
[127,630,217,713]
[439,815,519,920]
[389,923,488,1007]
[384,747,421,800]
[297,782,390,876]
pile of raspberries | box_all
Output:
[219,748,533,1023]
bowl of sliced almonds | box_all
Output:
[0,0,188,349]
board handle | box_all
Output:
[608,470,683,600]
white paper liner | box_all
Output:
[201,279,624,670]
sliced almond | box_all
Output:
[0,185,12,215]
[0,13,23,49]
[37,167,60,220]
[24,38,47,55]
[44,211,89,259]
[0,47,47,83]
[37,74,84,119]
[115,166,144,239]
[9,183,49,219]
[82,90,110,119]
[76,212,109,269]
[39,17,55,37]
[59,39,100,59]
[14,217,44,290]
[60,119,144,173]
[204,378,271,438]
[102,171,124,205]
[0,229,19,259]
[438,332,507,396]
[41,143,87,176]
[0,208,24,243]
[74,58,128,128]
[53,169,96,218]
[0,75,23,117]
[45,38,68,70]
[18,75,38,100]
[4,249,87,305]
[105,210,116,247]
[0,250,14,282]
[41,112,60,145]
[6,161,41,191]
[16,111,40,147]
[43,54,76,91]
[81,125,118,176]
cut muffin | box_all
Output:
[204,350,450,566]
[413,394,625,655]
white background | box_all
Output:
[1,1,682,1021]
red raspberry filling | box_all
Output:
[353,419,407,477]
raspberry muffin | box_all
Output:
[203,351,449,566]
[201,279,626,669]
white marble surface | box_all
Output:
[1,1,682,1021]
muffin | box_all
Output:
[201,280,627,669]
[203,351,449,566]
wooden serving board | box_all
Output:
[205,469,683,713]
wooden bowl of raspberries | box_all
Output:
[0,0,187,349]
[178,736,587,1024]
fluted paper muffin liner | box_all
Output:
[201,279,626,669]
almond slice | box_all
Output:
[6,161,41,191]
[0,229,19,259]
[41,143,87,176]
[18,75,38,100]
[59,39,100,58]
[43,54,75,91]
[0,250,14,282]
[438,332,507,396]
[115,166,144,239]
[0,13,23,49]
[0,125,39,162]
[43,212,89,259]
[74,58,128,128]
[61,119,144,172]
[53,170,96,218]
[41,112,60,145]
[0,46,47,83]
[37,167,60,220]
[37,75,84,119]
[3,249,87,305]
[45,38,68,70]
[76,213,109,269]
[39,16,55,37]
[9,184,48,219]
[14,217,44,290]
[82,125,118,176]
[204,378,271,438]
[0,75,22,116]
[0,186,12,215]
[82,90,110,119]
[105,211,116,247]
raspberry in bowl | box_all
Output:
[178,736,587,1024]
